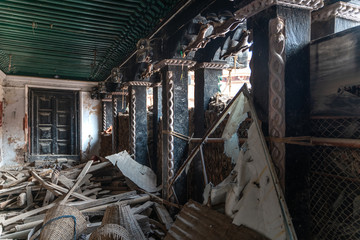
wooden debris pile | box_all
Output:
[0,154,174,240]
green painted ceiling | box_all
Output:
[0,0,179,81]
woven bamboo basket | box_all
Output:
[39,204,87,240]
[89,224,130,240]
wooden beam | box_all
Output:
[69,191,137,210]
[131,201,154,215]
[154,203,173,230]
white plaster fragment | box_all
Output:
[106,151,159,193]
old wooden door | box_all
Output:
[29,89,79,161]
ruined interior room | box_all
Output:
[0,0,359,239]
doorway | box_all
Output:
[29,88,80,161]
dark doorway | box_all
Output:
[29,88,80,161]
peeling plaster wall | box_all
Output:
[0,75,100,167]
[80,92,101,160]
[2,87,26,166]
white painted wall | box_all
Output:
[0,74,101,166]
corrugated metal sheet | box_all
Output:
[0,0,178,81]
[164,200,269,240]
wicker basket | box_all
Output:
[39,204,87,240]
[89,224,130,240]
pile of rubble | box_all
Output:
[0,151,174,239]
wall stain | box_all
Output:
[8,137,16,144]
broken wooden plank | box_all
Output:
[154,203,173,230]
[62,161,111,179]
[119,204,146,240]
[0,197,16,209]
[23,214,45,224]
[1,176,30,190]
[57,175,74,189]
[2,202,55,227]
[69,190,136,211]
[81,187,101,196]
[0,183,36,197]
[43,170,59,206]
[16,193,26,207]
[102,205,120,224]
[131,201,154,215]
[79,174,92,186]
[31,171,91,201]
[26,185,33,207]
[47,182,91,201]
[60,160,93,204]
[135,214,150,234]
[14,220,43,232]
[82,195,150,212]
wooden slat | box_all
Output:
[60,160,93,204]
[131,201,154,215]
[31,171,91,201]
[69,190,136,210]
[154,203,173,230]
[2,202,56,227]
[119,204,146,240]
[43,170,59,206]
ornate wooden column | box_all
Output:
[312,1,360,39]
[111,91,127,153]
[155,59,196,203]
[191,62,226,201]
[238,0,323,189]
[128,81,151,165]
[238,1,323,237]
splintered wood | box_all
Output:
[0,155,174,239]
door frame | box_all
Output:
[27,86,80,161]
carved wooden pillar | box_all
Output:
[312,1,360,40]
[238,1,323,237]
[238,0,323,190]
[128,82,151,165]
[191,62,226,202]
[268,17,286,190]
[111,92,127,153]
[155,59,196,203]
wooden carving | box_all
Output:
[208,17,244,40]
[268,17,286,190]
[221,29,251,59]
[184,23,212,54]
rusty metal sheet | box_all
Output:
[164,200,269,240]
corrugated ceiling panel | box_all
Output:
[0,0,178,81]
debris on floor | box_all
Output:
[0,152,172,240]
[0,87,298,240]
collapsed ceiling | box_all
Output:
[0,0,179,81]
